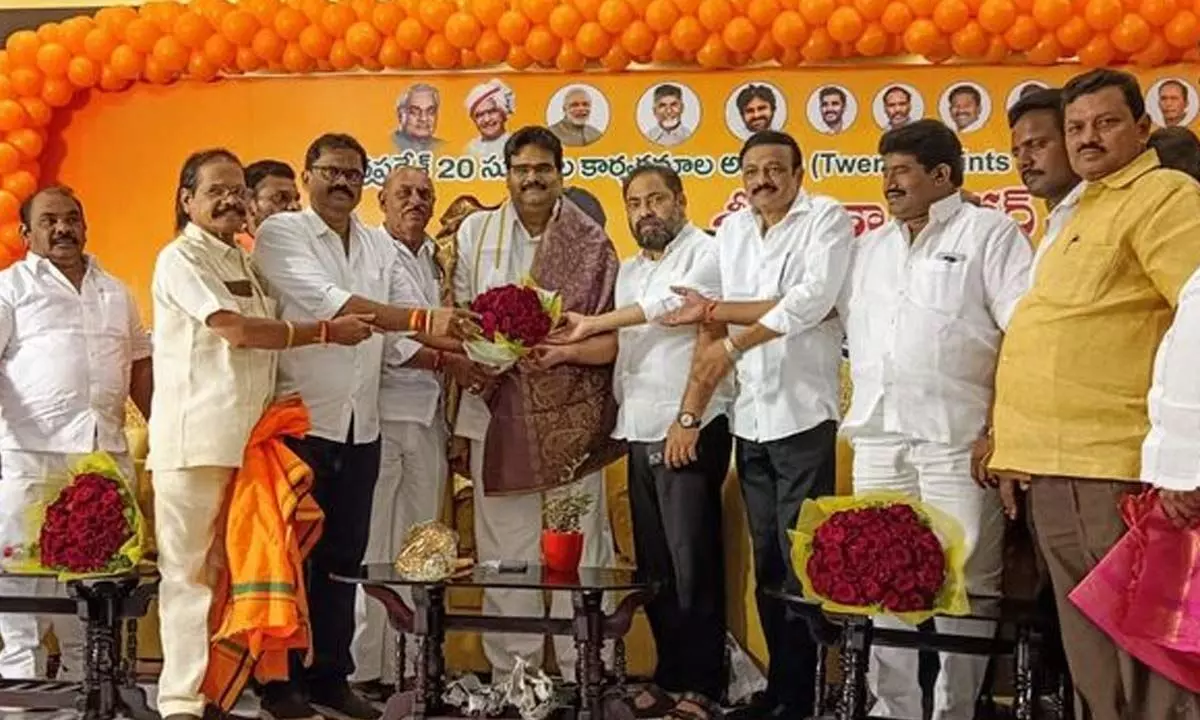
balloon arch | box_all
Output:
[0,0,1196,265]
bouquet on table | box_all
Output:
[790,492,969,624]
[465,281,563,372]
[2,451,146,580]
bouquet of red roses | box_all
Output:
[2,451,146,579]
[465,282,562,371]
[790,492,968,623]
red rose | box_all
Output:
[830,581,860,605]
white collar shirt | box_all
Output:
[612,224,732,442]
[839,194,1033,446]
[1142,267,1200,491]
[643,191,853,442]
[1028,181,1084,292]
[253,208,392,444]
[379,228,444,427]
[0,253,151,454]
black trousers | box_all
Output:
[736,420,837,715]
[628,417,732,703]
[266,424,381,696]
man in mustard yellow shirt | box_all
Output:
[991,69,1200,719]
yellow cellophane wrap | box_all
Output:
[6,450,148,581]
[788,491,970,625]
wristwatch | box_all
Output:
[677,411,701,429]
[722,336,743,361]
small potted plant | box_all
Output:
[542,490,593,573]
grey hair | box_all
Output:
[397,83,440,111]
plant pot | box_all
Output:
[541,529,584,573]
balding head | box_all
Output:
[379,166,434,246]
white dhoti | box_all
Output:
[470,439,615,683]
[851,432,1005,720]
[351,419,448,685]
[0,450,134,681]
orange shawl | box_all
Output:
[201,397,324,710]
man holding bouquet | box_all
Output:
[451,126,622,680]
[0,186,152,681]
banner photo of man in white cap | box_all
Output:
[464,79,516,159]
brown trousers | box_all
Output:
[1029,476,1200,720]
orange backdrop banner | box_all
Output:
[44,63,1198,314]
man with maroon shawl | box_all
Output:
[451,126,623,680]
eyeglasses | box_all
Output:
[203,185,252,201]
[310,165,366,186]
[508,163,559,178]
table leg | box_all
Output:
[813,644,828,717]
[1013,624,1035,720]
[835,617,872,720]
[363,585,418,720]
[72,580,123,720]
[412,585,446,719]
[572,590,604,720]
[118,615,159,719]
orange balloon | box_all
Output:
[445,12,483,48]
[196,0,236,23]
[18,97,51,127]
[326,39,356,69]
[9,68,43,99]
[950,19,990,53]
[475,28,509,62]
[1138,0,1176,26]
[124,19,162,54]
[0,74,9,101]
[83,28,119,64]
[978,0,1017,31]
[97,65,131,92]
[903,16,940,51]
[395,18,431,50]
[221,10,260,46]
[299,25,334,58]
[345,21,383,56]
[60,17,96,56]
[855,0,890,18]
[142,55,176,83]
[601,43,632,68]
[932,0,969,30]
[0,101,28,133]
[351,0,378,21]
[670,15,708,51]
[698,0,735,30]
[372,4,405,35]
[497,11,532,43]
[2,170,37,201]
[1055,16,1092,46]
[750,0,786,26]
[1084,0,1122,29]
[0,144,19,175]
[881,2,915,32]
[1024,28,1061,58]
[0,189,17,223]
[322,4,358,36]
[801,25,835,58]
[471,0,508,27]
[1165,10,1200,46]
[40,77,74,108]
[621,20,658,55]
[244,0,283,26]
[1004,14,1040,47]
[574,0,605,20]
[575,21,613,56]
[274,8,309,41]
[722,16,760,50]
[418,0,456,31]
[173,12,214,50]
[423,33,459,67]
[598,0,636,31]
[251,27,287,61]
[144,1,187,33]
[1031,0,1072,26]
[526,25,562,61]
[827,5,865,38]
[35,43,71,78]
[855,20,890,52]
[95,6,139,37]
[770,9,809,44]
[1077,31,1114,61]
[906,0,937,17]
[1131,30,1168,63]
[152,34,190,72]
[204,33,237,67]
[281,41,316,71]
[300,0,330,23]
[644,0,681,31]
[520,0,558,24]
[37,23,63,46]
[498,44,527,67]
[6,31,41,69]
[554,40,587,69]
[187,50,220,80]
[1110,12,1150,50]
[752,31,779,59]
[694,32,729,65]
[651,33,682,61]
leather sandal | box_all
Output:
[665,692,723,720]
[621,684,678,718]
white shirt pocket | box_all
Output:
[909,255,968,316]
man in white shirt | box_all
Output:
[349,167,491,699]
[607,165,731,719]
[837,120,1031,720]
[453,126,621,682]
[560,130,854,719]
[253,135,474,720]
[0,186,152,682]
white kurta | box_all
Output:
[453,203,615,681]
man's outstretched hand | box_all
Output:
[659,287,712,327]
[546,311,597,345]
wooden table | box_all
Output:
[0,571,159,719]
[770,589,1070,720]
[333,564,653,720]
